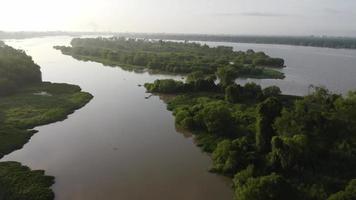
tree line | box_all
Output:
[117,33,356,49]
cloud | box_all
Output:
[324,8,343,14]
[212,11,291,17]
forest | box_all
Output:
[118,33,356,49]
[0,43,93,200]
[54,37,285,78]
[145,77,356,200]
[0,44,42,96]
[2,31,356,49]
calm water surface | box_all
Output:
[202,41,356,95]
[2,37,356,200]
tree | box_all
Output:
[328,179,356,200]
[263,86,281,98]
[244,82,263,100]
[234,173,298,200]
[201,101,235,136]
[233,165,256,188]
[225,84,243,103]
[216,66,238,87]
[144,79,185,93]
[0,44,42,96]
[256,97,282,152]
[186,71,205,83]
[175,109,195,129]
[193,79,216,92]
[274,87,341,150]
[268,135,309,172]
[212,137,253,174]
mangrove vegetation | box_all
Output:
[0,43,93,200]
[144,77,356,200]
[54,37,285,79]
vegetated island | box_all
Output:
[56,37,356,199]
[54,37,356,199]
[144,76,356,200]
[2,31,356,49]
[0,41,93,200]
[53,37,285,79]
[116,33,356,49]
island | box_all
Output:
[0,42,93,200]
[116,33,356,50]
[1,31,356,49]
[144,77,356,200]
[54,37,285,79]
[55,37,356,200]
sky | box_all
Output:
[1,0,355,36]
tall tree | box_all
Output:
[256,97,282,152]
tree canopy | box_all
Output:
[0,44,41,96]
[145,78,356,200]
[54,37,285,80]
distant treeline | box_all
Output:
[54,37,285,79]
[3,31,354,49]
[117,33,356,49]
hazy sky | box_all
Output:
[1,0,355,36]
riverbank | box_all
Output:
[0,82,92,199]
[0,82,93,158]
[144,78,356,200]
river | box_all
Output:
[203,41,356,95]
[2,36,356,200]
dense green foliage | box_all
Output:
[54,37,285,79]
[0,43,93,200]
[0,162,54,200]
[234,172,298,200]
[0,45,41,96]
[255,97,283,152]
[119,33,356,49]
[145,78,356,200]
[0,82,93,158]
[327,179,356,200]
[145,79,218,94]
